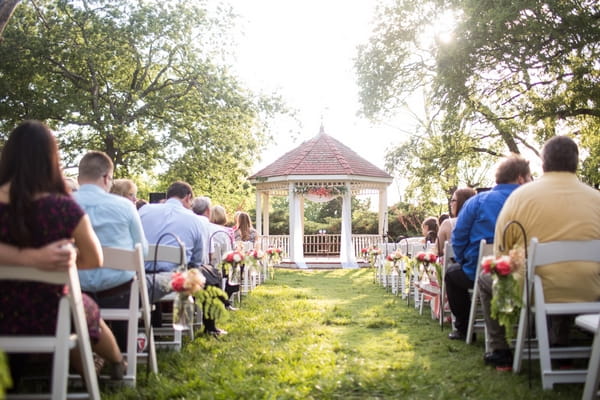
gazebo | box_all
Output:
[249,126,393,268]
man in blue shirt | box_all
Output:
[446,155,531,340]
[74,151,148,350]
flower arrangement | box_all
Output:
[170,269,206,330]
[361,246,382,268]
[170,269,206,295]
[246,249,265,267]
[294,185,347,197]
[266,247,283,263]
[265,247,283,279]
[481,247,525,340]
[384,250,404,274]
[220,250,245,285]
[415,251,441,282]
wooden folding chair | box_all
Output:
[0,264,100,400]
[466,239,493,350]
[100,244,158,385]
[513,238,600,389]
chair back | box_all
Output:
[513,238,600,389]
[0,264,100,400]
[144,242,192,351]
[466,239,494,347]
[100,244,158,381]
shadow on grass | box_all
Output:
[102,268,583,400]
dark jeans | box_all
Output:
[444,263,474,335]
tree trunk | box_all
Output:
[0,0,20,39]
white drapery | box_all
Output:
[290,191,307,269]
[339,186,358,268]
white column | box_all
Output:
[263,193,270,236]
[289,183,306,268]
[378,187,388,237]
[255,190,263,235]
[340,183,358,268]
[288,183,295,261]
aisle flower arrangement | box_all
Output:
[481,247,524,340]
[246,249,265,268]
[170,269,206,330]
[265,247,283,279]
[415,251,441,283]
[384,250,404,274]
[220,250,245,285]
[360,246,382,268]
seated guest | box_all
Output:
[110,178,138,205]
[421,216,439,247]
[446,155,531,341]
[234,211,259,249]
[0,121,125,380]
[208,205,234,267]
[480,136,600,370]
[136,198,148,210]
[436,188,477,256]
[140,181,208,301]
[64,176,79,193]
[73,151,148,352]
[192,199,237,317]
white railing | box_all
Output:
[351,234,382,259]
[259,234,391,260]
[258,235,289,261]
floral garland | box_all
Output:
[481,247,524,340]
[294,185,347,197]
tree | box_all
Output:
[356,0,600,188]
[0,0,19,38]
[0,0,285,209]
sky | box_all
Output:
[227,0,419,205]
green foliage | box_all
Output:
[0,0,287,210]
[101,269,581,399]
[194,285,228,321]
[0,350,11,397]
[356,0,600,201]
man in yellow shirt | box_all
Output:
[480,136,600,370]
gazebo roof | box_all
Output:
[249,127,392,181]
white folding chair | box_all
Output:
[575,313,600,400]
[439,241,454,328]
[466,239,493,350]
[513,238,600,389]
[0,264,100,400]
[145,243,196,351]
[100,244,158,385]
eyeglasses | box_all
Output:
[450,199,457,203]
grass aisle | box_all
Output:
[105,269,581,399]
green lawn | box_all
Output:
[104,268,583,399]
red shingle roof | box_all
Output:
[249,128,392,180]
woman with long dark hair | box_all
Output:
[0,121,126,380]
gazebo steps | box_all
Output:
[277,260,370,270]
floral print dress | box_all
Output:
[0,194,101,342]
